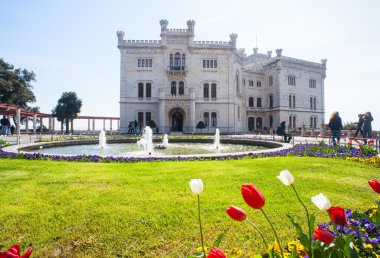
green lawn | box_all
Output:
[0,157,378,257]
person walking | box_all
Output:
[362,111,374,139]
[276,121,292,143]
[328,111,343,146]
[354,114,364,138]
[0,115,10,135]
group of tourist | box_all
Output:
[0,115,15,136]
[328,111,374,146]
[127,120,141,134]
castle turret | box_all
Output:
[160,19,169,34]
[116,31,125,46]
[229,33,238,48]
[187,20,195,34]
[267,50,272,58]
[276,48,283,57]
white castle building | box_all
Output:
[117,19,327,134]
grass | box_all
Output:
[0,157,379,257]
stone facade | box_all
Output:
[117,20,326,134]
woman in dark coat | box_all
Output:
[362,111,374,139]
[328,111,343,146]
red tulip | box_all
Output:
[313,226,335,245]
[207,247,226,258]
[369,180,380,194]
[226,206,247,221]
[241,184,265,209]
[328,206,346,226]
[369,139,375,146]
[0,245,32,258]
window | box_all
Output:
[211,112,217,127]
[249,80,254,87]
[203,83,209,98]
[310,116,317,128]
[211,83,217,98]
[174,53,181,66]
[182,54,186,67]
[309,79,316,89]
[138,112,144,127]
[243,79,246,86]
[202,60,217,69]
[257,97,262,108]
[137,58,153,68]
[138,83,144,98]
[257,81,262,87]
[310,97,316,110]
[288,76,296,86]
[179,81,184,95]
[237,106,240,119]
[269,76,273,86]
[269,95,273,108]
[146,112,151,124]
[203,112,209,127]
[256,117,262,129]
[289,94,296,108]
[170,54,173,66]
[289,115,296,129]
[249,97,254,107]
[171,81,177,95]
[236,74,239,93]
[146,83,151,98]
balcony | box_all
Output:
[167,66,187,76]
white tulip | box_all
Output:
[277,170,294,186]
[189,179,204,194]
[311,193,331,210]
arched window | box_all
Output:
[248,117,255,131]
[203,83,209,99]
[138,83,144,98]
[174,53,181,66]
[269,115,273,128]
[236,73,239,93]
[170,54,173,66]
[293,95,296,108]
[146,112,151,125]
[249,97,254,107]
[178,81,184,95]
[171,81,177,95]
[289,116,293,129]
[146,83,151,98]
[211,112,217,127]
[256,117,262,129]
[182,54,186,67]
[313,97,316,110]
[289,95,292,108]
[269,95,273,108]
[211,83,217,98]
[203,112,209,127]
[293,116,296,129]
[257,97,262,108]
[310,97,313,110]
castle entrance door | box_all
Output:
[171,110,183,132]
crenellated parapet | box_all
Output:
[116,31,125,46]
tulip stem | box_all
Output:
[260,209,284,258]
[197,194,206,257]
[291,184,312,257]
[246,218,269,250]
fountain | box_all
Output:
[214,128,220,149]
[162,134,169,148]
[99,130,107,148]
[137,126,153,155]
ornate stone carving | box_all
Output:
[276,48,283,57]
[160,19,169,33]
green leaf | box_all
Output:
[213,228,228,247]
[287,215,310,252]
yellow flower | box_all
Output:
[195,246,208,254]
[230,247,242,255]
[363,243,373,249]
[371,204,378,209]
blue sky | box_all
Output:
[1,0,380,130]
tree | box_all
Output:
[196,121,206,133]
[52,92,82,133]
[0,58,39,126]
[0,58,37,109]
